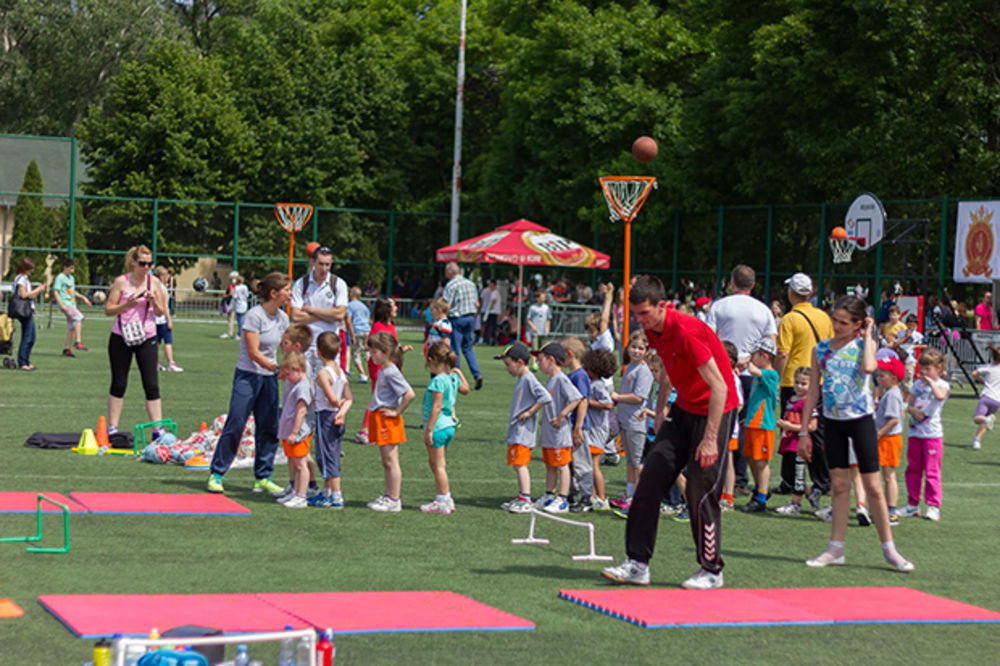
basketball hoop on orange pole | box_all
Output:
[599,175,657,342]
[275,202,314,313]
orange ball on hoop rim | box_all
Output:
[830,226,849,240]
[632,136,658,163]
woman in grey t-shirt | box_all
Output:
[11,257,46,370]
[208,272,291,494]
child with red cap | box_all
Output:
[875,355,905,524]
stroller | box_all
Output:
[0,313,15,368]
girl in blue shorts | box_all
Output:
[420,342,470,514]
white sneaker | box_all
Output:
[988,414,996,431]
[898,504,921,518]
[276,492,300,505]
[972,439,982,450]
[775,501,801,515]
[592,497,611,511]
[420,499,454,514]
[856,505,872,527]
[601,559,650,585]
[815,506,833,522]
[806,550,846,568]
[368,495,402,512]
[925,505,941,521]
[533,493,556,510]
[502,497,532,514]
[167,362,184,372]
[283,495,308,509]
[543,497,569,514]
[157,363,166,371]
[681,568,724,590]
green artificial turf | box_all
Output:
[1,320,999,664]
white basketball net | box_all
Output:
[829,236,858,264]
[599,177,657,224]
[275,203,313,232]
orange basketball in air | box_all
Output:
[830,226,848,239]
[632,136,658,163]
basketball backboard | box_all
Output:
[844,192,885,251]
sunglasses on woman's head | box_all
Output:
[137,260,153,267]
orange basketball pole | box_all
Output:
[623,219,632,344]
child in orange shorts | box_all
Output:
[365,331,415,513]
[875,356,905,524]
[276,351,313,509]
[740,337,779,513]
[497,342,551,513]
[534,342,584,514]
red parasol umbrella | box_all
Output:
[436,219,610,337]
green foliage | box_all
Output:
[8,160,56,282]
[0,0,182,134]
[78,39,258,275]
[53,202,89,285]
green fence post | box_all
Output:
[939,196,949,297]
[151,199,159,265]
[233,202,240,271]
[716,206,725,291]
[671,211,680,294]
[387,210,396,297]
[765,205,774,301]
[817,203,827,298]
[68,137,77,259]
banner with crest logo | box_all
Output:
[954,202,1000,283]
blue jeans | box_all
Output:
[236,311,245,335]
[17,315,35,367]
[449,314,481,379]
[210,369,280,480]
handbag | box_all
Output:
[7,282,32,321]
[118,275,151,347]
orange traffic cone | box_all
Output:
[96,415,110,449]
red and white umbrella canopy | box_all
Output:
[436,219,610,269]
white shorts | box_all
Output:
[63,305,83,329]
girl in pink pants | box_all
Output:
[901,349,950,522]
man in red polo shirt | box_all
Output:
[602,275,739,589]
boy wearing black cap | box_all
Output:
[534,342,584,514]
[497,342,551,513]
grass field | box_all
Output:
[2,319,999,665]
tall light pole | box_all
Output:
[448,0,468,245]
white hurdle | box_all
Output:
[511,508,613,561]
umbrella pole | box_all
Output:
[516,265,523,341]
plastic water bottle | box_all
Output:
[294,634,312,665]
[316,629,334,666]
[277,625,295,666]
[233,644,249,666]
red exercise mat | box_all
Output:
[40,591,534,638]
[260,591,535,635]
[0,492,88,513]
[39,594,303,638]
[69,492,250,516]
[558,586,1000,628]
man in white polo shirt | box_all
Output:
[705,264,777,495]
[290,245,348,377]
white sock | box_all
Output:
[828,540,845,556]
[436,493,450,503]
[626,482,636,497]
[332,491,343,501]
[323,488,333,497]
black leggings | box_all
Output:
[108,334,160,400]
[824,415,879,474]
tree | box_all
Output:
[7,160,56,282]
[77,39,258,274]
[0,0,182,135]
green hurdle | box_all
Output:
[0,494,70,554]
[133,418,178,454]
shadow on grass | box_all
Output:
[722,548,815,565]
[967,460,1000,467]
[471,564,604,582]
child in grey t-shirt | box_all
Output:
[497,342,551,513]
[277,351,313,509]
